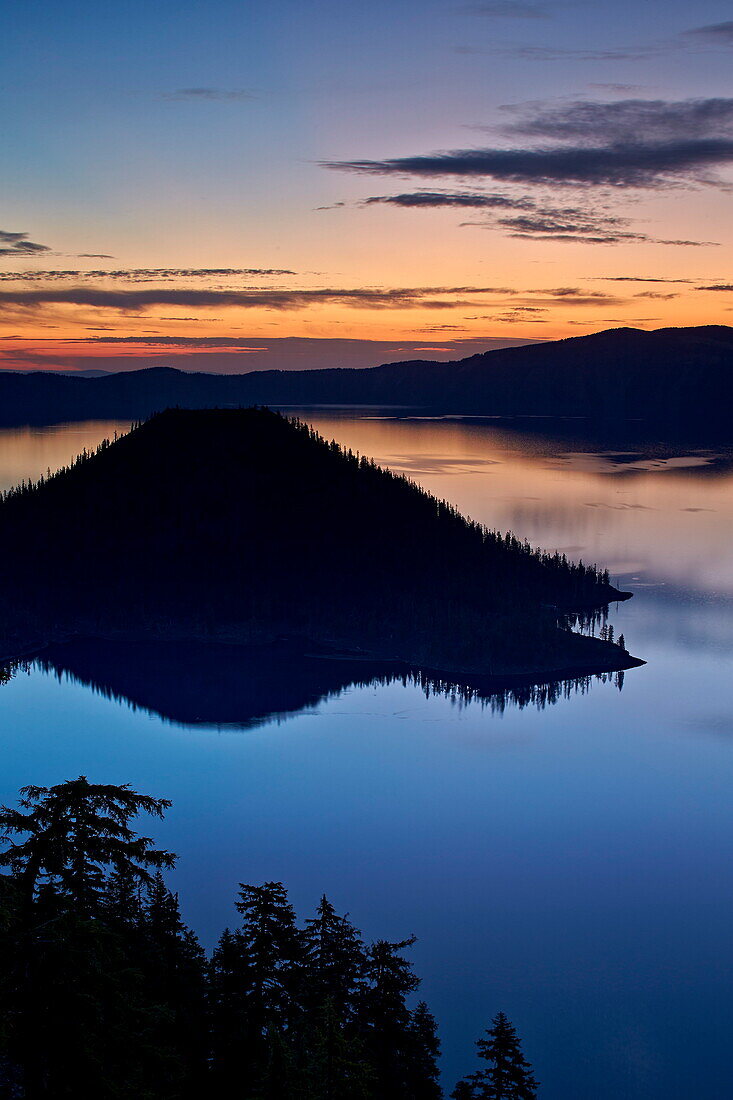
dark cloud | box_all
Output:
[530,289,623,305]
[0,230,52,258]
[0,267,296,282]
[78,330,553,347]
[506,288,628,306]
[589,83,652,93]
[567,317,659,325]
[489,45,657,61]
[498,97,733,145]
[460,1,550,18]
[589,276,695,283]
[633,291,679,299]
[476,24,733,61]
[76,254,116,259]
[363,190,534,210]
[0,285,511,313]
[487,314,549,322]
[684,21,733,45]
[70,334,537,352]
[361,189,712,246]
[326,140,733,187]
[696,284,733,291]
[325,98,733,189]
[81,336,277,348]
[326,143,733,187]
[495,208,649,243]
[162,88,256,101]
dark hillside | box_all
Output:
[0,408,637,679]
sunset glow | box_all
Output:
[3,0,733,374]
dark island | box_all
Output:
[0,407,638,682]
[0,324,732,427]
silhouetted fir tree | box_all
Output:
[358,937,421,1099]
[209,927,251,1091]
[209,882,304,1096]
[303,895,366,1018]
[404,1001,442,1099]
[0,776,174,914]
[304,998,375,1100]
[455,1012,538,1100]
[297,896,375,1096]
[235,880,304,1030]
[0,874,22,1095]
[140,873,208,1096]
[451,1081,476,1100]
[104,862,144,926]
[0,779,179,1098]
[259,1024,305,1100]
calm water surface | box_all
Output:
[2,415,733,1098]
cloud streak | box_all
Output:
[327,140,733,188]
[0,230,51,258]
[589,276,696,283]
[497,97,733,144]
[684,21,733,45]
[0,285,513,313]
[325,98,733,189]
[161,87,256,101]
[358,190,714,246]
[363,190,534,210]
[460,1,551,18]
[0,267,296,283]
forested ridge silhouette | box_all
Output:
[0,777,538,1099]
[0,325,731,426]
[0,408,636,679]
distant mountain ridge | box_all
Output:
[1,325,732,425]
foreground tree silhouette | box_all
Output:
[209,881,304,1095]
[304,895,366,1018]
[0,775,174,912]
[453,1012,538,1099]
[0,777,453,1098]
[0,778,182,1098]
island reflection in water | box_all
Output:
[9,639,626,731]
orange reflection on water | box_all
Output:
[0,422,132,494]
[303,414,733,596]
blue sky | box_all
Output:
[2,0,733,371]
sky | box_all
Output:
[2,0,733,373]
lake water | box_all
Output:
[2,414,733,1098]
